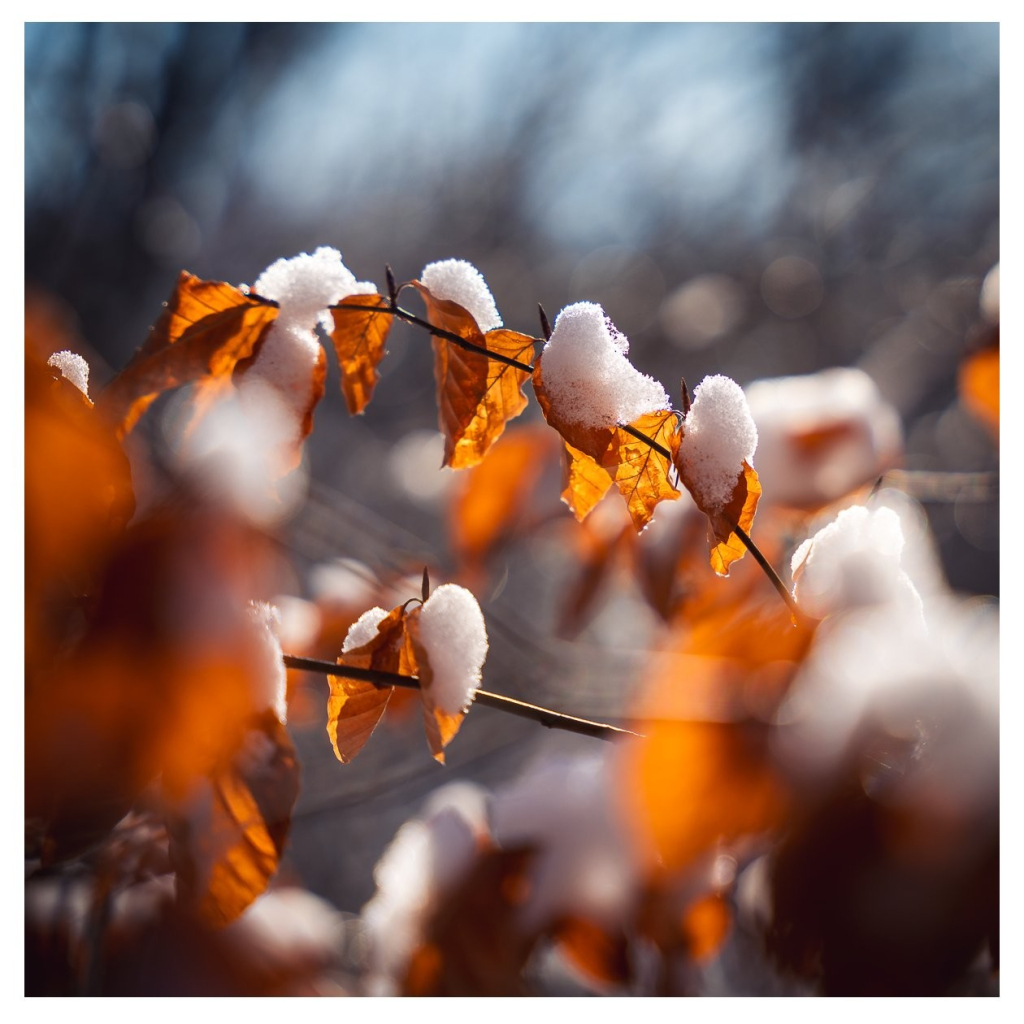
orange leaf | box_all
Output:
[704,460,762,576]
[168,712,300,927]
[327,605,416,764]
[406,608,466,765]
[561,443,614,522]
[100,271,279,438]
[959,340,999,441]
[412,282,534,469]
[327,293,395,415]
[554,916,632,989]
[448,423,559,569]
[681,893,731,961]
[534,356,681,530]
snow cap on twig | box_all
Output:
[420,258,502,332]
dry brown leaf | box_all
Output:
[534,356,681,531]
[100,271,279,438]
[411,281,534,469]
[959,339,999,441]
[407,609,466,765]
[168,712,300,927]
[327,604,416,764]
[327,293,394,415]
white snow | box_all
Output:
[416,584,488,715]
[790,504,921,620]
[246,247,376,429]
[362,782,490,995]
[744,368,901,508]
[676,374,758,510]
[539,301,669,428]
[420,258,502,332]
[248,600,288,723]
[342,606,389,653]
[47,350,90,398]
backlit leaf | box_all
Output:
[705,460,762,577]
[327,605,416,764]
[100,271,279,438]
[168,712,300,927]
[448,423,559,569]
[534,356,681,531]
[412,281,534,469]
[327,293,394,415]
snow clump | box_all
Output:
[420,258,502,332]
[676,374,758,510]
[248,600,288,723]
[47,350,90,398]
[417,584,488,715]
[540,301,669,428]
[246,247,376,427]
[341,605,389,652]
[790,505,922,620]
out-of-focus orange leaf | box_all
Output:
[681,893,731,961]
[327,293,394,415]
[99,271,279,438]
[27,502,282,864]
[959,340,999,441]
[554,916,632,989]
[404,847,539,996]
[411,282,534,469]
[622,719,785,877]
[168,711,300,927]
[448,423,560,570]
[407,610,466,765]
[534,358,681,531]
[25,352,136,668]
[327,605,415,764]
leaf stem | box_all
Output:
[281,653,642,742]
[332,301,538,374]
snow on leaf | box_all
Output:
[534,355,680,531]
[411,281,533,470]
[327,604,415,764]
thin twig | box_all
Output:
[332,301,538,373]
[282,653,642,742]
[620,424,800,619]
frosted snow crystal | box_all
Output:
[791,505,921,619]
[248,601,288,723]
[342,606,389,653]
[540,301,669,428]
[246,247,376,428]
[420,258,502,333]
[676,374,758,510]
[417,584,488,715]
[47,350,90,398]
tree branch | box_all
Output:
[331,301,538,373]
[281,653,642,742]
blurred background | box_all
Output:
[25,21,999,967]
